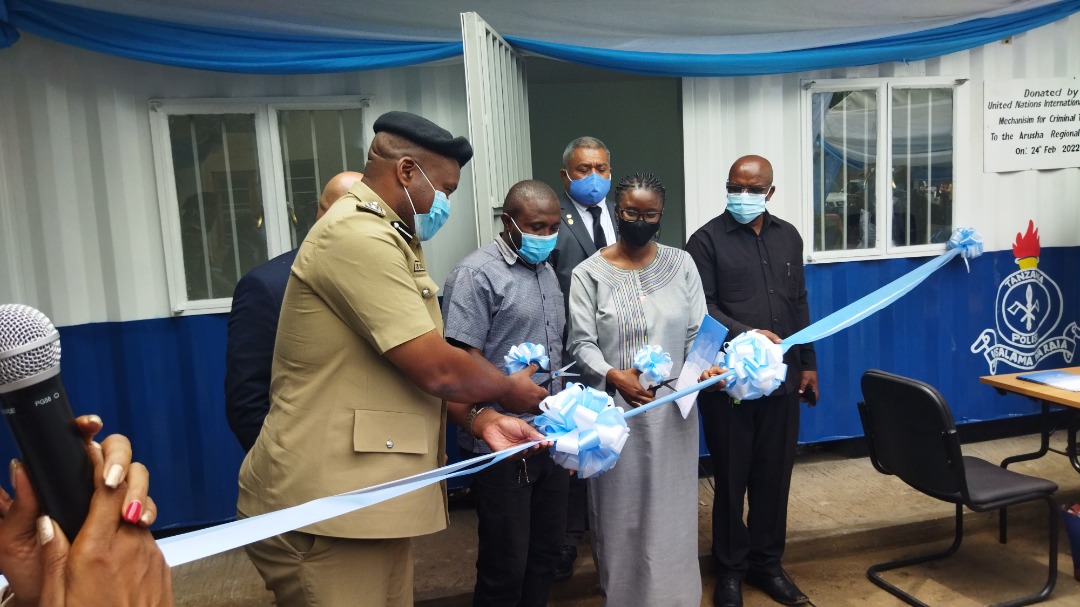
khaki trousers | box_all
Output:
[245,530,413,607]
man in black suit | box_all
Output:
[551,137,616,311]
[548,136,615,581]
[224,171,364,451]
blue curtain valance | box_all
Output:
[1,0,1077,76]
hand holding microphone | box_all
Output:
[0,305,170,606]
[0,418,170,607]
[0,304,94,540]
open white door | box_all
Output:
[461,12,532,245]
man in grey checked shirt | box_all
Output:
[442,180,569,607]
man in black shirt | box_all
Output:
[685,155,819,607]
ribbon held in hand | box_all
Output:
[633,345,673,388]
[504,342,550,374]
[75,226,986,581]
[533,383,629,479]
[722,331,787,401]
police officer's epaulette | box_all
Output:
[355,200,386,218]
[355,200,413,241]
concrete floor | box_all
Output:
[172,433,1080,606]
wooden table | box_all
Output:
[980,366,1080,473]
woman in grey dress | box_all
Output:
[568,172,707,606]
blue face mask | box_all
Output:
[565,171,611,205]
[726,193,767,224]
[510,217,558,264]
[404,164,451,241]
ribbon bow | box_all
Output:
[947,227,984,272]
[633,345,673,387]
[533,383,630,478]
[722,331,787,401]
[503,342,550,374]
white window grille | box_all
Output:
[802,79,963,263]
[150,97,369,313]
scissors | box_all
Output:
[647,378,677,394]
[539,362,579,389]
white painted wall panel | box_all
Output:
[683,14,1080,254]
[0,35,473,326]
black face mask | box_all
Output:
[617,218,661,248]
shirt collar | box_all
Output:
[348,182,402,222]
[721,209,773,233]
[494,233,544,270]
[340,182,421,246]
[494,234,522,266]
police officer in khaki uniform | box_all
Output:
[238,111,549,607]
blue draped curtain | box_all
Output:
[0,0,462,72]
[1,0,1078,75]
[505,0,1080,76]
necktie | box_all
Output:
[586,205,607,249]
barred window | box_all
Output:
[168,113,266,301]
[277,109,367,247]
[892,88,955,248]
[150,98,368,313]
[805,79,958,261]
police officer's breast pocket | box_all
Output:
[353,410,428,454]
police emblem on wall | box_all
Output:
[971,220,1079,373]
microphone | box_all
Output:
[0,304,93,540]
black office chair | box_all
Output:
[858,369,1058,607]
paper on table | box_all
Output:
[674,315,728,417]
[1017,370,1080,392]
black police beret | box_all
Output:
[373,111,474,167]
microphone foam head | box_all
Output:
[0,304,62,388]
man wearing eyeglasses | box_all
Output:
[685,155,819,607]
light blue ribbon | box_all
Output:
[948,227,984,272]
[780,227,983,353]
[533,383,629,479]
[719,331,787,400]
[155,442,537,567]
[626,372,731,418]
[504,342,550,374]
[632,344,673,386]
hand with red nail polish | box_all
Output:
[0,415,106,607]
[120,461,157,529]
[36,435,173,606]
[0,418,172,606]
[92,435,157,528]
[123,500,142,525]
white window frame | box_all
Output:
[149,96,371,315]
[800,77,966,264]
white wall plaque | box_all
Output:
[984,78,1080,173]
